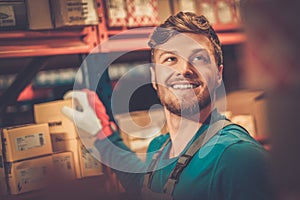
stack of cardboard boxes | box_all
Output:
[216,90,269,144]
[34,99,103,179]
[0,123,54,195]
[114,108,167,161]
[0,99,103,196]
[0,0,99,31]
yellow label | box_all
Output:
[0,5,16,27]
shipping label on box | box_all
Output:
[126,0,159,27]
[51,0,98,28]
[34,99,78,139]
[0,1,27,30]
[0,5,16,27]
[52,152,76,180]
[1,123,52,162]
[79,145,103,178]
[105,0,127,27]
[6,155,53,195]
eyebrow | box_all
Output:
[157,50,179,60]
[157,48,209,60]
[191,48,209,55]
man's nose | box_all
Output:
[177,60,195,77]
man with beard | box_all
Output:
[62,12,272,200]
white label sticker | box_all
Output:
[15,133,45,151]
[108,0,126,19]
[19,166,48,185]
[0,5,16,27]
[82,147,101,170]
[133,0,152,17]
[66,0,97,23]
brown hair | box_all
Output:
[148,12,223,66]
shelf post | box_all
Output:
[0,57,48,123]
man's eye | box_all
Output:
[194,55,206,61]
[192,55,210,64]
[164,57,177,63]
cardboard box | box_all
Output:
[54,138,81,178]
[0,1,27,30]
[216,90,267,138]
[157,0,171,23]
[51,138,102,178]
[50,0,98,28]
[50,136,80,178]
[1,123,52,162]
[52,152,76,180]
[6,155,53,195]
[231,114,256,137]
[26,0,53,30]
[34,99,78,139]
[254,97,269,139]
[223,90,265,116]
[114,109,167,153]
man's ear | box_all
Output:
[150,66,157,90]
[217,65,224,87]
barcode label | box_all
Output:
[65,0,97,23]
[82,148,101,169]
[19,166,48,186]
[15,133,46,151]
[0,6,16,27]
[53,155,72,170]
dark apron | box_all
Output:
[141,120,233,200]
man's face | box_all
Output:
[151,32,223,117]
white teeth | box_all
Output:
[172,84,195,89]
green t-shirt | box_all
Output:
[94,111,272,200]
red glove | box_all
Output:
[82,89,115,140]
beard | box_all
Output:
[156,84,212,117]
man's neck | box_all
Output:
[164,105,213,158]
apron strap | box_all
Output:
[143,138,171,188]
[163,119,233,196]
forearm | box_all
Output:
[61,89,146,193]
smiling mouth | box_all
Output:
[170,82,201,90]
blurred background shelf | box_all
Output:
[0,27,98,58]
